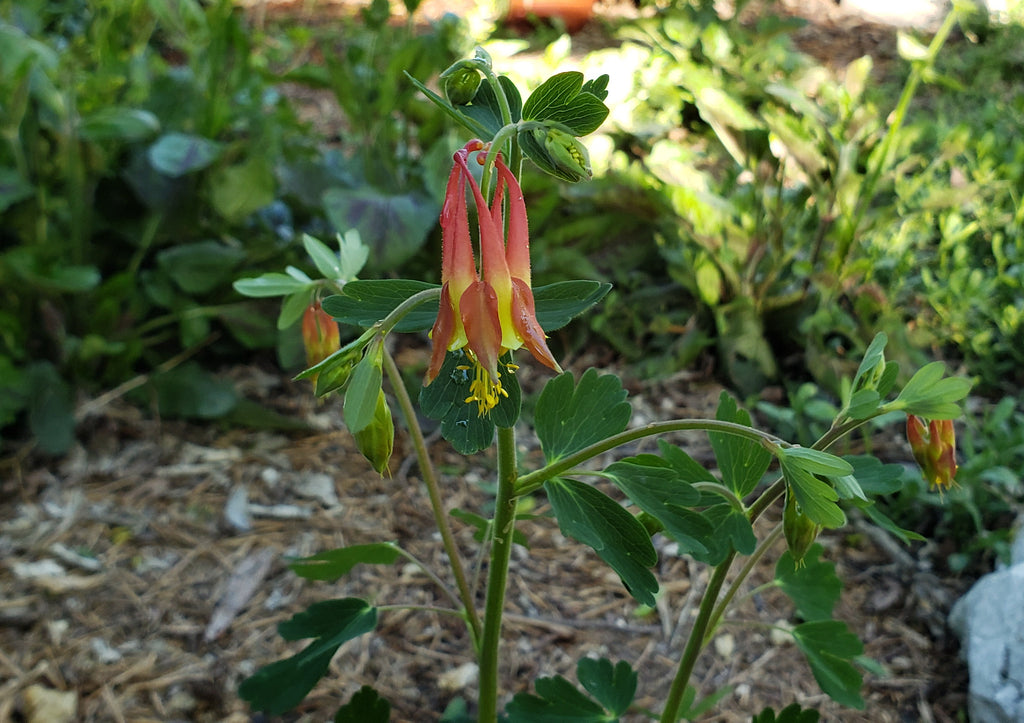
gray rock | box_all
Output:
[950,544,1024,722]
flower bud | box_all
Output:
[907,415,958,492]
[783,485,821,567]
[535,127,592,182]
[302,302,340,381]
[444,66,482,105]
[354,388,394,476]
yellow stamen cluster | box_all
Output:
[461,358,521,416]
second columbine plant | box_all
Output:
[235,49,972,722]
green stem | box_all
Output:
[704,523,784,642]
[379,287,441,335]
[515,419,782,496]
[660,553,736,723]
[393,545,466,613]
[382,349,482,646]
[746,478,786,522]
[692,481,745,513]
[477,424,519,722]
[481,65,514,131]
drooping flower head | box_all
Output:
[426,140,561,416]
[906,415,958,492]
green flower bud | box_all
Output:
[783,485,821,567]
[444,66,482,106]
[354,388,394,476]
[538,127,592,182]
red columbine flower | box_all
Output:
[302,301,340,374]
[425,140,561,416]
[907,415,959,492]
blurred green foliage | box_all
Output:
[0,0,466,451]
[2,0,1021,471]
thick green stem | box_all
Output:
[382,349,482,645]
[477,424,519,722]
[660,553,736,723]
[516,419,782,496]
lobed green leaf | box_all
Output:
[545,478,658,606]
[603,456,708,557]
[781,447,854,477]
[577,658,637,716]
[709,392,772,497]
[535,370,631,463]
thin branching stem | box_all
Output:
[382,348,482,646]
[516,419,783,496]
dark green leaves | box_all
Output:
[290,543,403,581]
[709,392,772,497]
[577,658,637,716]
[603,456,710,558]
[505,658,637,721]
[535,370,631,463]
[752,703,821,723]
[791,621,865,709]
[545,478,658,606]
[157,240,246,295]
[419,350,522,454]
[335,687,390,722]
[239,598,378,716]
[533,281,611,332]
[322,279,440,333]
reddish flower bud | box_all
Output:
[302,302,341,372]
[907,415,958,492]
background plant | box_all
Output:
[0,0,468,452]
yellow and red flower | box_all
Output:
[425,140,561,415]
[906,415,959,492]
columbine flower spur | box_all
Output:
[425,141,561,416]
